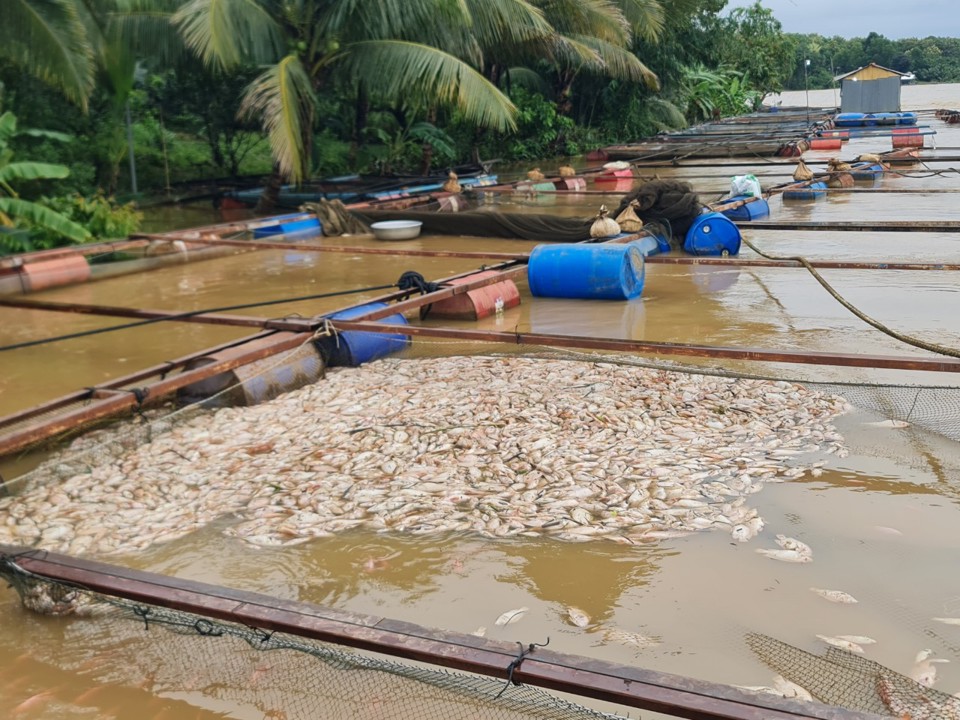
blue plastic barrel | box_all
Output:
[683,212,741,256]
[319,302,410,367]
[835,113,865,127]
[629,236,662,257]
[527,243,645,300]
[875,112,898,125]
[721,195,770,221]
[783,181,828,200]
[899,112,917,125]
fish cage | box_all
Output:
[0,549,888,720]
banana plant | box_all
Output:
[0,112,90,247]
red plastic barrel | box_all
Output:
[554,177,586,191]
[892,129,924,148]
[19,256,92,292]
[427,270,520,320]
[810,138,842,150]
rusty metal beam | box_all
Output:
[0,298,278,328]
[163,235,532,260]
[330,321,960,374]
[0,331,313,458]
[0,331,277,431]
[644,257,960,271]
[738,220,960,232]
[0,547,881,720]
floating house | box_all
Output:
[836,62,905,113]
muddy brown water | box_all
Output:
[2,85,960,718]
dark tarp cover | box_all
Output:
[355,210,593,242]
[353,180,703,243]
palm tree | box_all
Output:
[0,111,89,246]
[172,0,553,208]
[0,0,97,110]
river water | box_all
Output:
[2,85,960,718]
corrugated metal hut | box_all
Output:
[837,63,904,113]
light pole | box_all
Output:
[804,58,811,123]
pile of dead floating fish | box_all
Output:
[0,356,849,555]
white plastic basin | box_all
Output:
[370,220,423,241]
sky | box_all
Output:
[721,0,960,39]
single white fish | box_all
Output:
[731,524,752,542]
[756,548,812,563]
[810,587,858,604]
[566,607,591,628]
[864,419,910,429]
[835,635,876,645]
[816,635,864,654]
[874,526,903,536]
[495,607,529,626]
[772,674,813,701]
[911,658,948,688]
[776,535,813,557]
[735,685,783,697]
[933,617,960,626]
[470,627,486,637]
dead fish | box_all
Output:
[566,607,591,628]
[911,656,949,688]
[864,419,910,429]
[836,635,876,645]
[495,607,528,626]
[810,587,858,604]
[816,635,864,654]
[756,548,812,563]
[735,685,783,697]
[776,535,813,557]
[470,627,486,637]
[933,617,960,626]
[772,674,813,701]
[874,526,903,536]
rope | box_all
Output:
[739,235,960,359]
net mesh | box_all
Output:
[746,633,960,719]
[0,557,629,720]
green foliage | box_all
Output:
[26,192,142,248]
[718,2,795,100]
[499,88,579,160]
[0,109,89,251]
[678,65,762,122]
[784,33,960,90]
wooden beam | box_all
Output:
[330,322,960,374]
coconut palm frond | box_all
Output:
[0,197,89,243]
[538,0,629,45]
[503,67,552,95]
[174,0,283,69]
[464,0,551,47]
[239,54,316,183]
[618,0,665,42]
[323,0,468,42]
[571,33,658,87]
[546,34,603,69]
[0,0,96,110]
[338,40,517,132]
[646,96,687,130]
[107,0,185,65]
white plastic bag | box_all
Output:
[730,174,762,198]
